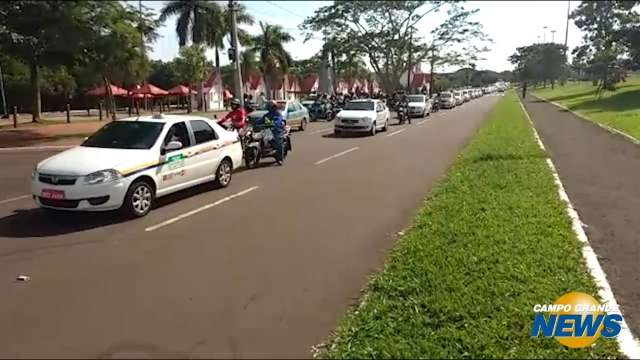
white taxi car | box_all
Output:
[31,114,243,217]
[334,99,390,136]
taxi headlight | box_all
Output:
[361,117,373,122]
[84,169,122,185]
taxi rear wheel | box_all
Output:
[214,158,233,188]
[123,180,154,218]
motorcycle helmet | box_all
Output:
[230,98,241,109]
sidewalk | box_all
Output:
[521,95,640,337]
[0,109,228,148]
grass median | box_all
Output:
[321,92,620,359]
[533,76,640,140]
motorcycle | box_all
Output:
[397,104,410,125]
[311,102,333,121]
[431,97,440,113]
[243,125,292,168]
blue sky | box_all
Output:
[145,0,583,73]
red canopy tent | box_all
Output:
[131,83,169,96]
[167,84,197,96]
[128,83,169,113]
[86,83,128,97]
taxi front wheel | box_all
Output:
[122,180,154,218]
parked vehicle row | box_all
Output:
[30,86,498,218]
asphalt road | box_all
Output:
[523,95,640,341]
[0,96,499,358]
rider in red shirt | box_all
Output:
[218,99,246,130]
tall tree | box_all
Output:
[249,22,293,99]
[175,44,208,113]
[571,0,638,91]
[159,0,216,47]
[160,1,254,109]
[302,1,489,93]
[0,1,93,121]
[84,2,159,120]
[509,43,566,92]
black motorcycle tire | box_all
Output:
[245,147,260,169]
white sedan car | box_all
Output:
[31,114,243,217]
[334,99,390,136]
[406,94,432,117]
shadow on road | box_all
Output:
[0,182,243,238]
[0,208,127,238]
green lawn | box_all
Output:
[533,76,640,140]
[320,92,620,359]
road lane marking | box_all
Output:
[386,128,406,137]
[0,145,75,152]
[145,186,259,232]
[308,127,334,135]
[519,99,640,358]
[0,194,30,205]
[314,147,359,165]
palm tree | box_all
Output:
[160,1,220,110]
[159,0,220,47]
[240,49,260,83]
[250,22,293,100]
[203,3,253,108]
[160,1,254,108]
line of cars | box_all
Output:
[439,85,503,109]
[29,83,507,218]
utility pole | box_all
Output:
[406,30,413,91]
[551,30,556,43]
[543,26,548,43]
[0,64,7,118]
[229,0,244,105]
[564,0,570,50]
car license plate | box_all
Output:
[41,189,65,200]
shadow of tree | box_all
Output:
[568,89,640,113]
[545,89,596,103]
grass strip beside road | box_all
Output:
[321,92,620,358]
[533,76,640,140]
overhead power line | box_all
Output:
[264,1,307,20]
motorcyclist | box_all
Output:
[398,94,409,122]
[217,98,246,130]
[255,101,286,165]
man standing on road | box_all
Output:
[258,92,267,107]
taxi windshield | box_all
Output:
[82,121,165,149]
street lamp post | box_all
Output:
[0,64,7,118]
[229,0,244,106]
[551,30,556,43]
[543,26,548,43]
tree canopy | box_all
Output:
[571,0,640,91]
[301,0,490,92]
[509,43,567,89]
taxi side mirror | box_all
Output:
[164,141,183,152]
